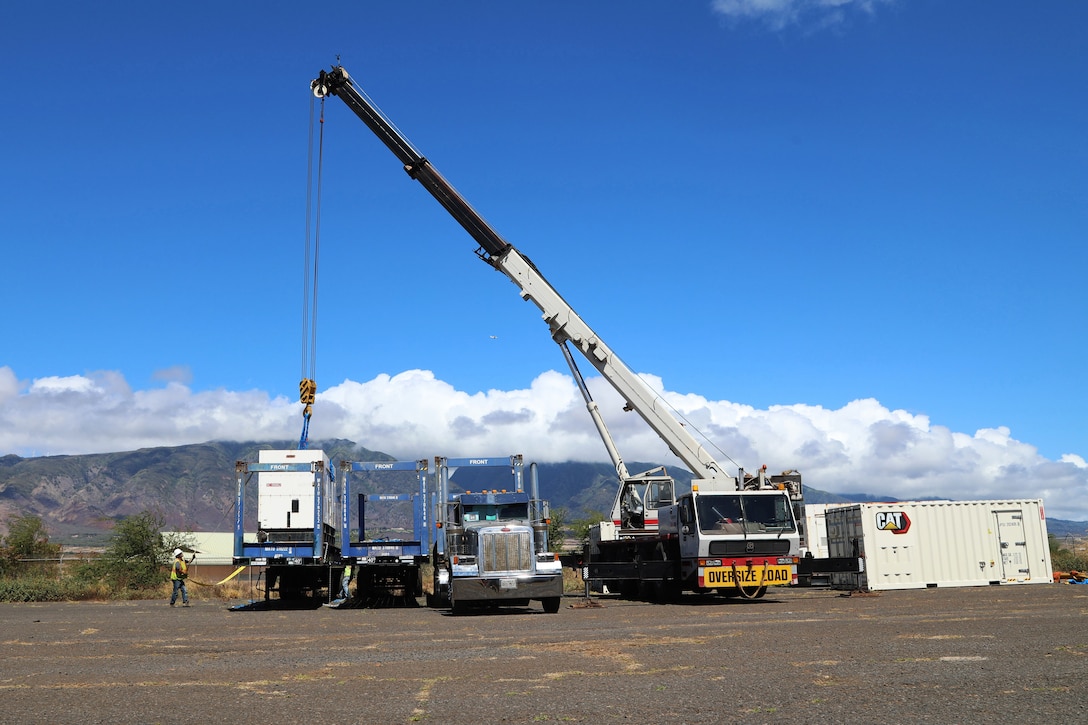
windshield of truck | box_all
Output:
[696,494,795,535]
[462,504,529,523]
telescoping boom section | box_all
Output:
[311,65,803,600]
[310,66,731,485]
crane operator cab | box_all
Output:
[612,468,676,531]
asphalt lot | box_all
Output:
[1,584,1086,724]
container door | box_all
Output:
[994,509,1029,582]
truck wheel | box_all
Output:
[542,597,561,614]
[656,580,682,603]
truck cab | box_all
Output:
[433,457,564,614]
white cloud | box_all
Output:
[1,364,1085,520]
[152,365,193,385]
[29,374,99,395]
[710,0,891,31]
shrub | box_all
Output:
[0,575,89,603]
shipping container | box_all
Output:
[826,499,1052,591]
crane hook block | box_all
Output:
[299,378,317,405]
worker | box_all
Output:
[339,564,354,600]
[169,548,191,607]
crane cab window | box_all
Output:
[696,494,796,535]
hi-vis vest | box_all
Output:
[171,558,188,581]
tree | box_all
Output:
[548,506,568,553]
[570,510,608,548]
[3,514,61,559]
[1,514,61,577]
[99,511,190,591]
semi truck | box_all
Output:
[311,64,803,602]
[430,455,564,614]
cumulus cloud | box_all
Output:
[710,0,892,31]
[1,364,1085,519]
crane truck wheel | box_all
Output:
[542,597,561,614]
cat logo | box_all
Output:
[876,511,911,534]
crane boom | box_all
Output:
[312,65,735,485]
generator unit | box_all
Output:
[255,448,337,544]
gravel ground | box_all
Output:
[1,584,1086,724]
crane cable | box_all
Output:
[299,94,325,449]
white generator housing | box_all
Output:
[257,449,336,532]
[826,499,1053,591]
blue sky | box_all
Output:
[2,2,1086,517]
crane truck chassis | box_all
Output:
[311,64,805,603]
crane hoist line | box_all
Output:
[298,91,326,449]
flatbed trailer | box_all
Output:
[232,449,341,603]
[340,459,431,606]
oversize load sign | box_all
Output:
[700,565,793,587]
[876,511,911,534]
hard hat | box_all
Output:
[174,548,183,557]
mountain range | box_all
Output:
[1,439,1083,544]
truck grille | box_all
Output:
[709,539,793,557]
[480,531,532,573]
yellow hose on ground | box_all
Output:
[187,566,248,587]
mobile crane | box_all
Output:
[311,65,802,601]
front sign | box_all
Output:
[699,565,793,587]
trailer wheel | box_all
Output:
[542,597,561,614]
